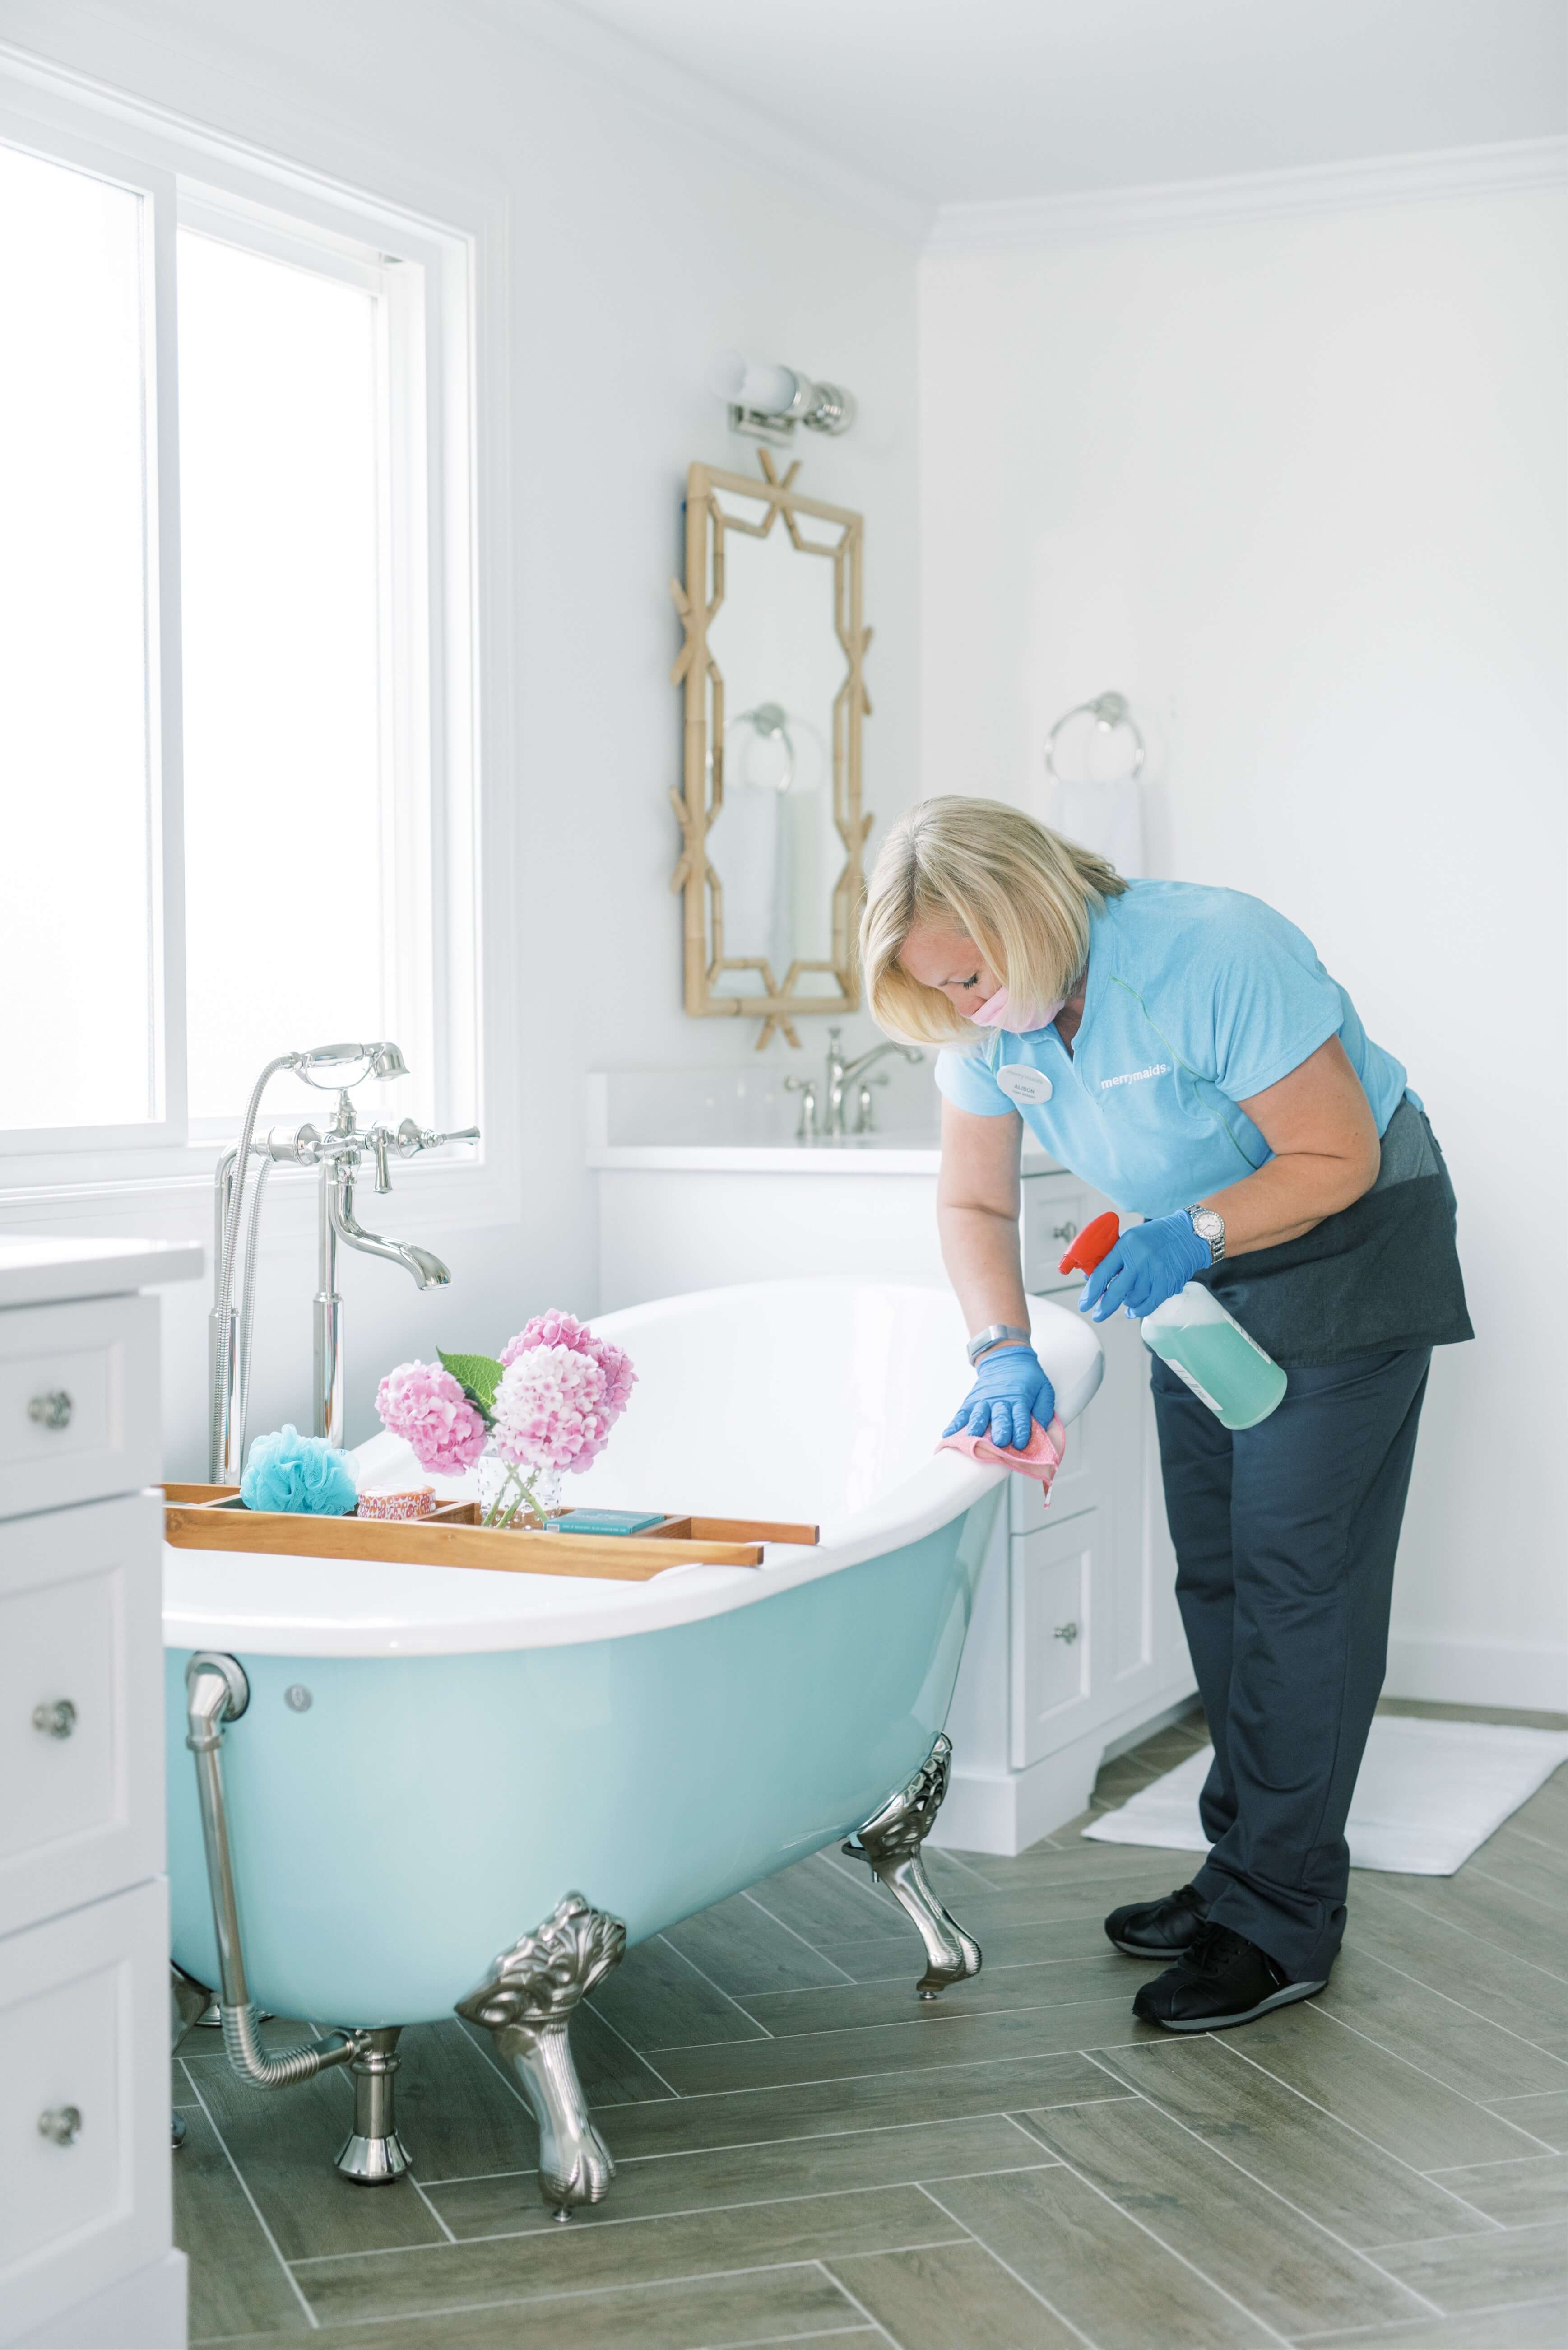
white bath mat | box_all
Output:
[1083,1714,1567,1876]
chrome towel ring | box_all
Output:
[1045,690,1145,785]
[726,702,796,794]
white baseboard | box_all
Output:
[936,1643,1562,1859]
[937,1730,1104,1856]
[1384,1637,1567,1717]
[933,1674,1199,1856]
[1100,1692,1200,1765]
[12,2251,186,2350]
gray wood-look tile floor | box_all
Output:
[173,1702,1567,2350]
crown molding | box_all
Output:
[0,6,934,250]
[0,32,505,232]
[927,136,1568,256]
[462,0,935,248]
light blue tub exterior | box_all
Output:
[164,1498,1000,2026]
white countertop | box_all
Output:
[584,1066,1067,1175]
[588,1135,1063,1175]
[0,1235,204,1309]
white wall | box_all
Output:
[921,188,1567,1707]
[0,0,919,1469]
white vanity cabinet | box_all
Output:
[936,1165,1196,1855]
[0,1239,200,2350]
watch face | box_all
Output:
[1194,1210,1224,1244]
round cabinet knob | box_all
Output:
[1052,1220,1078,1243]
[37,2106,82,2147]
[32,1699,77,1739]
[1053,1621,1079,1645]
[28,1390,73,1431]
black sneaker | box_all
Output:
[1133,1921,1326,2032]
[1104,1880,1209,1959]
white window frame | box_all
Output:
[0,58,513,1227]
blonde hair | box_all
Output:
[860,797,1127,1047]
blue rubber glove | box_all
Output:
[943,1344,1057,1453]
[1079,1212,1211,1322]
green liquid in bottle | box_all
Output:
[1144,1317,1288,1431]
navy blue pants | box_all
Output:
[1151,1345,1432,1984]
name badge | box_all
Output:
[997,1065,1053,1106]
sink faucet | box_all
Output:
[786,1028,923,1142]
[826,1027,925,1137]
[781,1075,819,1143]
[209,1044,479,1479]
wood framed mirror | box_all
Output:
[670,452,871,1049]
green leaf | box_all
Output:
[439,1350,506,1411]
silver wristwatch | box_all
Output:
[1187,1205,1226,1264]
[966,1322,1032,1365]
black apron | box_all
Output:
[1195,1096,1472,1368]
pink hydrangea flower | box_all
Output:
[491,1342,621,1474]
[592,1335,636,1419]
[501,1309,588,1365]
[501,1312,636,1423]
[375,1359,488,1475]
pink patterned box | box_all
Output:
[356,1487,437,1522]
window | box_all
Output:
[0,101,480,1173]
[0,142,158,1131]
[178,228,390,1123]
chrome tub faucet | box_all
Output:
[209,1043,478,1480]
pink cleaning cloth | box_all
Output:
[938,1413,1066,1489]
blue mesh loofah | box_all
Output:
[241,1424,359,1515]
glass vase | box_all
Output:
[476,1443,562,1530]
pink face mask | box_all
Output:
[966,986,1066,1033]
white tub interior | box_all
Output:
[575,1280,1096,1525]
[163,1280,1102,1656]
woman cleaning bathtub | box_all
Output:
[858,798,1471,2032]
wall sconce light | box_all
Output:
[708,350,856,444]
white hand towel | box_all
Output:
[1055,773,1145,878]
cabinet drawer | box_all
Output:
[1010,1375,1101,1535]
[0,1298,160,1522]
[0,1880,172,2344]
[0,1496,164,1939]
[1010,1512,1095,1769]
[1011,1306,1145,1537]
[1021,1177,1096,1294]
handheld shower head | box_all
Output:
[292,1041,409,1088]
[296,1042,375,1069]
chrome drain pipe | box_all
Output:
[185,1652,366,2090]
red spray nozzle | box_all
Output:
[1058,1209,1121,1278]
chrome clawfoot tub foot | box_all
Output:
[843,1733,982,1999]
[336,2028,413,2183]
[456,1893,626,2218]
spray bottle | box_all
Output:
[1059,1211,1287,1431]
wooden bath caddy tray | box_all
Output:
[162,1488,818,1582]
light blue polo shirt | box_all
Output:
[934,879,1412,1219]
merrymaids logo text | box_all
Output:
[1100,1062,1171,1090]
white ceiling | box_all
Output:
[556,0,1565,207]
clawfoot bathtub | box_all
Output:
[164,1279,1101,2214]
